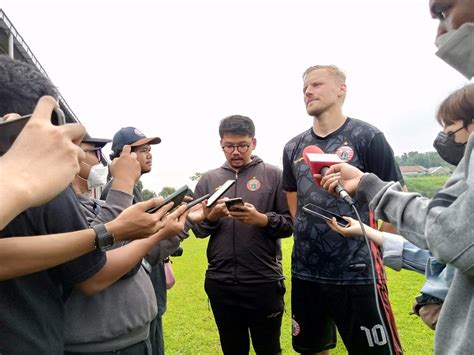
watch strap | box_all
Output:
[92,223,115,250]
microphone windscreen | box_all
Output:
[303,145,324,166]
[303,145,344,186]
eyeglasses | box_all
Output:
[221,143,251,154]
[84,147,102,161]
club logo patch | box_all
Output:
[292,319,301,336]
[335,146,354,161]
[247,178,261,191]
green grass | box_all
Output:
[404,175,449,198]
[164,236,434,354]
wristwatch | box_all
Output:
[92,223,115,250]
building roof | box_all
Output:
[0,9,78,124]
[399,165,427,173]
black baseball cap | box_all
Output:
[111,127,161,158]
[82,134,112,148]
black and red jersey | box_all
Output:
[282,117,403,285]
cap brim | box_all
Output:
[130,137,161,146]
[82,136,112,148]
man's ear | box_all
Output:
[252,137,257,149]
[338,83,347,97]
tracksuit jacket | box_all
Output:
[192,156,294,284]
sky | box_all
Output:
[0,0,470,193]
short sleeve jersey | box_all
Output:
[282,118,403,285]
[0,186,106,354]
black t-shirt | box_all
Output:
[282,118,403,285]
[0,186,106,354]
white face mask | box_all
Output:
[435,22,474,80]
[87,163,109,189]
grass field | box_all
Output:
[163,235,435,354]
[404,175,449,198]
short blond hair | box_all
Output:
[302,65,346,84]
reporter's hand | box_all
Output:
[318,163,364,197]
[187,203,206,224]
[109,145,141,192]
[153,204,190,241]
[327,217,362,237]
[228,202,268,227]
[205,199,229,222]
[106,197,173,240]
[1,96,86,209]
[327,216,383,246]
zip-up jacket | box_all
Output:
[192,156,293,283]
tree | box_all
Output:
[395,151,454,169]
[190,172,203,181]
[159,186,176,198]
[141,189,157,201]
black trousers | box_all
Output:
[205,278,285,355]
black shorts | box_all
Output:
[291,277,402,354]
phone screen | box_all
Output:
[147,185,190,213]
[207,180,236,207]
[302,203,349,227]
[0,107,66,156]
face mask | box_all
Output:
[433,129,466,166]
[435,22,474,80]
[87,163,109,189]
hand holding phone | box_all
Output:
[302,203,349,228]
[147,185,190,213]
[0,105,66,156]
[0,97,87,228]
[225,197,245,212]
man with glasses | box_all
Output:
[192,115,293,355]
[64,134,190,354]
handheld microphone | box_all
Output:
[303,145,354,206]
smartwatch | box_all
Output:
[92,223,115,250]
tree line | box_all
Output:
[395,151,454,169]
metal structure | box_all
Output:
[0,9,79,124]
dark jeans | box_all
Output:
[205,278,285,355]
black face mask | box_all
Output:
[433,127,466,166]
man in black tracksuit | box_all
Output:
[192,115,293,355]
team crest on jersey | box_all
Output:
[335,145,354,161]
[247,178,261,191]
[292,319,301,336]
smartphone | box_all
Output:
[206,179,236,207]
[0,106,66,156]
[225,197,245,211]
[185,193,210,210]
[147,185,190,213]
[302,203,349,228]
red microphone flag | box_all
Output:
[303,145,345,185]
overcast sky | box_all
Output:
[0,0,470,193]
